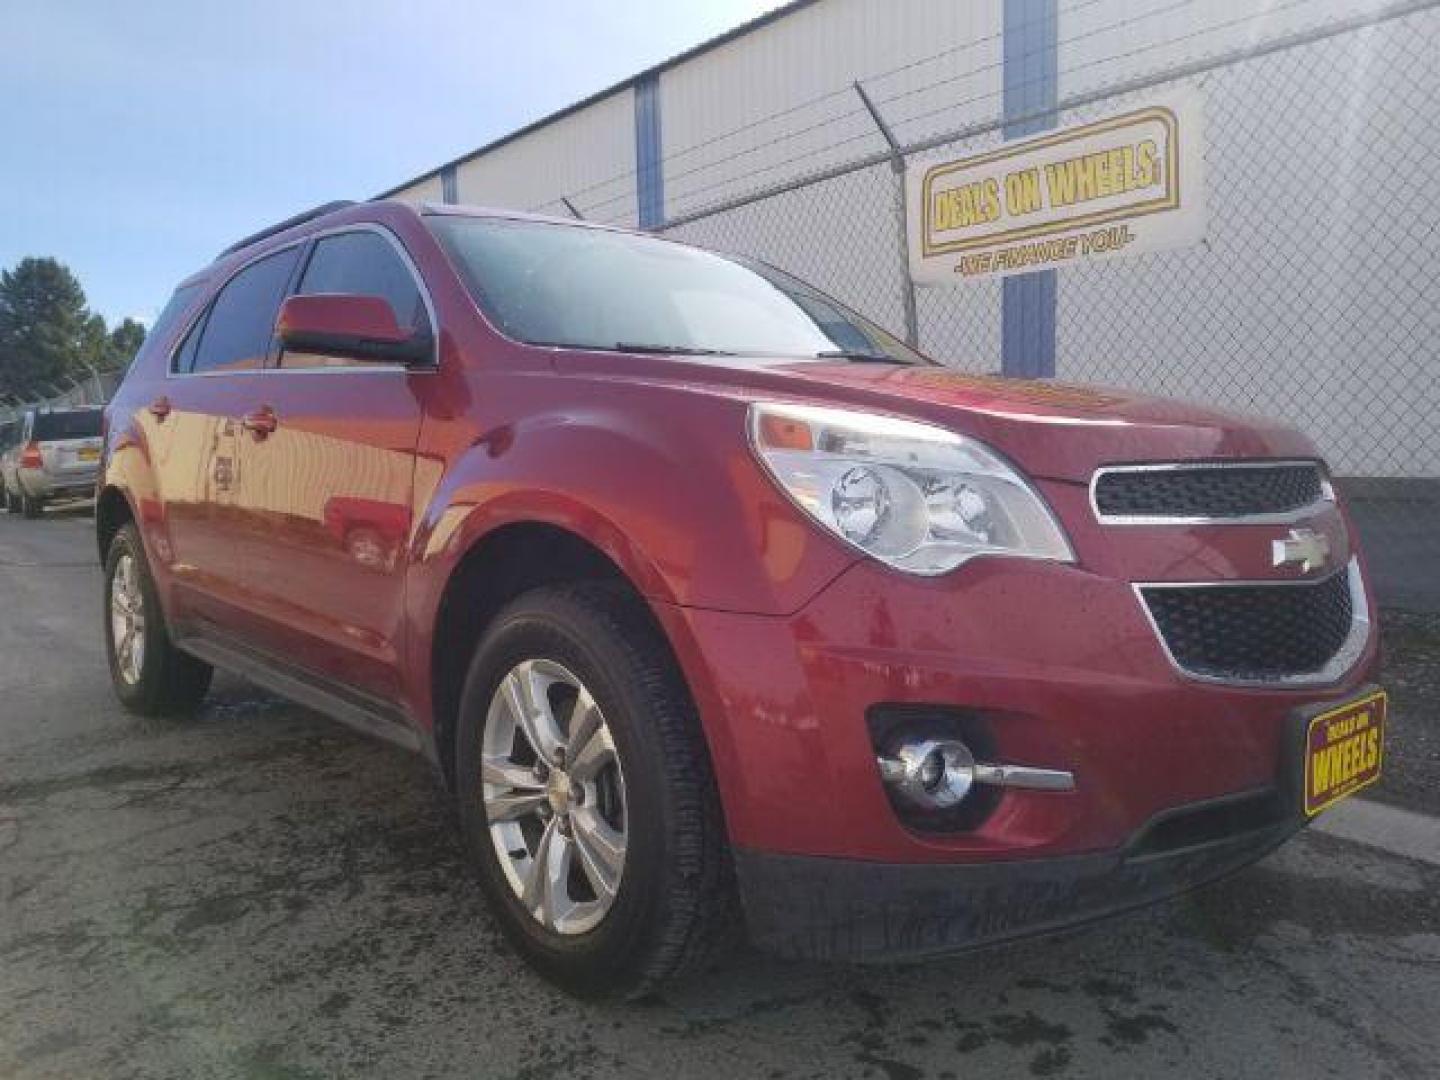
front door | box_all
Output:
[225,227,432,706]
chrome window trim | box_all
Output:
[1132,557,1370,688]
[166,222,440,380]
[1090,460,1335,526]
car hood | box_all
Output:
[558,353,1321,484]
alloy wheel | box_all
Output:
[482,658,627,935]
[110,553,146,685]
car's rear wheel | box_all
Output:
[104,523,213,716]
[455,583,737,1000]
[1,483,14,514]
[20,491,41,518]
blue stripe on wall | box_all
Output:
[634,74,665,229]
[1001,0,1058,378]
[440,164,458,205]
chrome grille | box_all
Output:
[1093,462,1327,522]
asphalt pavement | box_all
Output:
[1,507,1438,1080]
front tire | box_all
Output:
[20,491,41,518]
[104,523,213,716]
[455,583,737,1000]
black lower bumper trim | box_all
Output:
[735,814,1305,962]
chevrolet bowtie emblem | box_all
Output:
[1272,528,1331,573]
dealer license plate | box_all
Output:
[77,447,99,462]
[1303,689,1386,817]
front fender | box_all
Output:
[411,382,858,618]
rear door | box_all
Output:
[222,226,431,705]
[149,244,303,632]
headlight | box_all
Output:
[748,401,1074,575]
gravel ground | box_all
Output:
[1373,610,1440,816]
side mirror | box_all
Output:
[276,294,431,365]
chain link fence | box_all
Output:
[663,1,1440,610]
[1,368,120,426]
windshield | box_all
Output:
[427,215,931,364]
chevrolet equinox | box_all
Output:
[98,199,1384,998]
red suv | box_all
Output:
[99,200,1384,998]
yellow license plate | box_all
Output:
[78,447,99,461]
[1304,689,1386,816]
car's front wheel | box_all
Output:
[104,523,213,716]
[20,490,41,518]
[1,483,14,514]
[455,583,737,1000]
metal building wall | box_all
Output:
[456,90,638,226]
[392,174,445,204]
[388,90,637,227]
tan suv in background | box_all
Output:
[4,407,103,518]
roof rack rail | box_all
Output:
[216,199,358,260]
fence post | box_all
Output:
[853,81,920,348]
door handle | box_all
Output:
[241,407,278,438]
[149,396,172,421]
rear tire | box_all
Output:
[455,583,738,1000]
[20,491,41,518]
[104,522,213,716]
[1,484,13,514]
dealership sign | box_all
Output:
[907,90,1205,283]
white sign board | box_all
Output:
[906,90,1206,283]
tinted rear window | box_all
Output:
[34,410,102,441]
[189,246,302,373]
[147,283,202,350]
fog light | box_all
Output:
[877,738,977,809]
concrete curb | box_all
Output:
[1311,797,1440,867]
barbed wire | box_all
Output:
[577,0,1310,222]
[870,0,1194,113]
[527,0,1115,214]
[641,0,1331,225]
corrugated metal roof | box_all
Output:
[375,0,819,199]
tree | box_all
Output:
[0,257,95,399]
[107,318,147,371]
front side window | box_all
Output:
[283,230,430,368]
[426,215,930,365]
[187,246,302,374]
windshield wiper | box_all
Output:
[814,348,899,362]
[612,342,735,356]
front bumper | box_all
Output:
[653,550,1379,954]
[659,557,1378,861]
[735,794,1303,961]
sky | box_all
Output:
[0,0,779,327]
